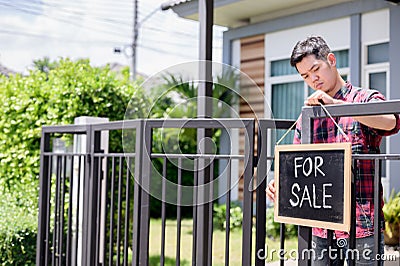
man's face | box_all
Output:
[296,54,337,96]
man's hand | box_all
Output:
[305,90,397,131]
[266,179,276,201]
[304,90,343,106]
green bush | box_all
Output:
[0,193,37,265]
[383,190,400,224]
[383,190,400,244]
[0,58,149,264]
[213,203,243,231]
[0,58,148,199]
[266,207,298,239]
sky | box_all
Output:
[0,0,226,76]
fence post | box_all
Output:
[255,121,267,266]
[241,120,255,265]
[36,130,52,266]
[130,120,145,265]
[75,117,108,265]
[298,107,313,266]
[138,120,152,265]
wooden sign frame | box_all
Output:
[274,143,352,231]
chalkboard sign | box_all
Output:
[274,143,352,231]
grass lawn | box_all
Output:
[148,219,298,265]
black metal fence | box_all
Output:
[36,118,260,265]
[36,100,400,265]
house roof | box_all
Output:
[0,63,16,77]
[162,0,354,28]
[161,0,192,11]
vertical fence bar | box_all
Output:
[95,154,103,265]
[59,155,68,266]
[117,156,123,266]
[299,108,313,266]
[225,159,231,266]
[139,121,152,265]
[279,223,286,266]
[192,158,198,265]
[132,122,143,266]
[242,120,255,266]
[348,160,356,266]
[66,155,74,265]
[327,230,333,266]
[36,131,51,265]
[373,159,381,266]
[91,129,102,265]
[109,157,116,266]
[176,158,182,266]
[207,159,214,266]
[82,131,90,265]
[74,155,83,266]
[52,155,62,265]
[124,156,131,266]
[103,157,110,264]
[160,157,167,266]
[255,123,267,266]
[83,126,95,265]
[195,146,212,265]
[45,155,53,265]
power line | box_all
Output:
[0,0,224,67]
[42,0,135,13]
[0,0,133,29]
[0,26,221,50]
[0,1,224,41]
[139,44,196,60]
[0,29,125,45]
[0,1,132,38]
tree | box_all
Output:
[32,56,59,74]
[0,58,149,205]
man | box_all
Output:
[266,35,400,265]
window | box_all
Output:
[367,43,389,64]
[272,81,304,145]
[364,42,389,177]
[271,59,297,77]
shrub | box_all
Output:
[0,193,37,265]
[0,58,149,202]
[266,207,298,239]
[0,58,149,264]
[213,203,243,231]
[383,190,400,224]
[383,190,400,244]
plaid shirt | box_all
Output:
[293,81,400,239]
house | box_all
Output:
[163,0,400,200]
[0,63,16,77]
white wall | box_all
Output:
[361,9,389,45]
[264,17,350,62]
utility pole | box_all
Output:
[132,0,138,80]
[114,1,160,80]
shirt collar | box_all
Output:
[333,81,352,100]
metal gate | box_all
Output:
[37,99,400,265]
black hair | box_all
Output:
[290,36,331,69]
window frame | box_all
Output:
[362,40,391,178]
